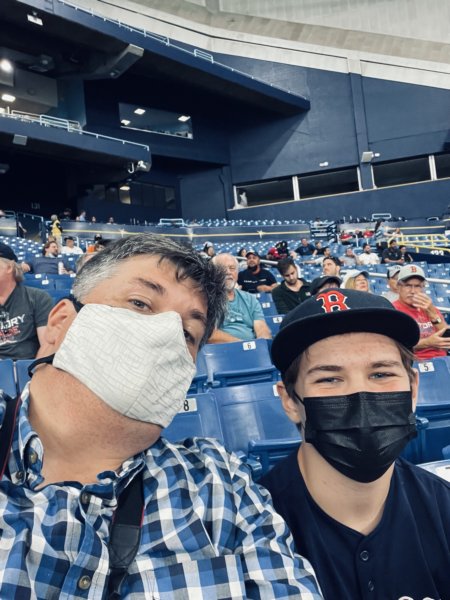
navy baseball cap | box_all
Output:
[310,275,342,295]
[0,242,17,262]
[271,288,420,375]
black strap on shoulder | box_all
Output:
[107,471,145,599]
[0,394,21,479]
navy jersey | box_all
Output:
[238,268,276,293]
[260,451,450,600]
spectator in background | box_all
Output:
[209,253,271,343]
[78,210,87,222]
[358,243,380,266]
[22,241,74,275]
[322,256,342,278]
[0,245,52,360]
[236,247,248,270]
[399,245,413,263]
[50,214,63,247]
[340,247,358,267]
[0,209,6,217]
[393,264,450,359]
[91,216,97,223]
[382,239,404,265]
[60,236,83,256]
[238,250,277,293]
[260,290,450,599]
[312,240,325,257]
[200,242,215,259]
[309,275,342,296]
[107,216,115,225]
[292,238,315,259]
[343,269,370,292]
[273,258,311,314]
[61,208,72,221]
[382,265,401,303]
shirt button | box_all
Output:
[78,575,92,590]
[360,550,370,562]
[29,450,38,465]
[80,492,91,505]
[368,580,375,592]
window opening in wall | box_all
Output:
[372,156,430,188]
[298,167,359,199]
[235,179,294,206]
[435,153,450,180]
[119,103,193,139]
[131,182,176,210]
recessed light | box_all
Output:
[121,119,131,126]
[1,94,15,103]
[27,13,43,26]
[134,108,145,115]
[178,115,190,122]
[0,60,13,73]
[120,185,130,191]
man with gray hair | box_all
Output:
[0,244,52,360]
[209,253,272,343]
[0,234,321,599]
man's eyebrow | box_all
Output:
[132,277,165,295]
[189,309,207,329]
[305,365,343,376]
[370,360,403,369]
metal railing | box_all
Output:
[0,109,150,152]
[57,0,307,101]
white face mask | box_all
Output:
[53,304,196,427]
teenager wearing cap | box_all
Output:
[309,275,342,296]
[260,289,450,599]
[382,265,401,303]
[238,250,277,293]
[393,264,450,360]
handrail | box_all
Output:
[57,0,307,102]
[0,109,149,151]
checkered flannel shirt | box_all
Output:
[0,386,322,599]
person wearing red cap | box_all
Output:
[260,288,450,599]
[393,264,450,359]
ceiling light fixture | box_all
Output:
[121,119,131,126]
[1,94,15,103]
[134,108,145,115]
[27,12,43,26]
[120,185,130,191]
[0,59,13,73]
[178,115,190,122]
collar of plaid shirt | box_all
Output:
[0,385,321,600]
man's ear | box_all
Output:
[41,299,77,349]
[277,381,303,425]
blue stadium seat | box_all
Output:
[266,315,284,336]
[187,348,208,395]
[163,392,224,443]
[213,382,301,476]
[202,339,278,387]
[15,360,33,393]
[24,279,54,290]
[404,358,450,462]
[0,359,17,397]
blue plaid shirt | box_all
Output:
[0,387,321,599]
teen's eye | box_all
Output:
[315,376,341,384]
[370,371,395,379]
[183,329,196,346]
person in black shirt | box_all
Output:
[272,258,311,314]
[381,238,404,264]
[237,250,277,293]
[293,239,315,259]
[260,290,450,599]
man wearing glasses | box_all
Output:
[393,264,450,359]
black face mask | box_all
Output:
[294,390,417,483]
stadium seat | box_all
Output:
[202,339,278,387]
[187,348,208,395]
[266,315,284,336]
[15,359,33,393]
[213,382,301,476]
[0,359,17,398]
[405,358,450,462]
[417,459,450,482]
[163,392,224,443]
